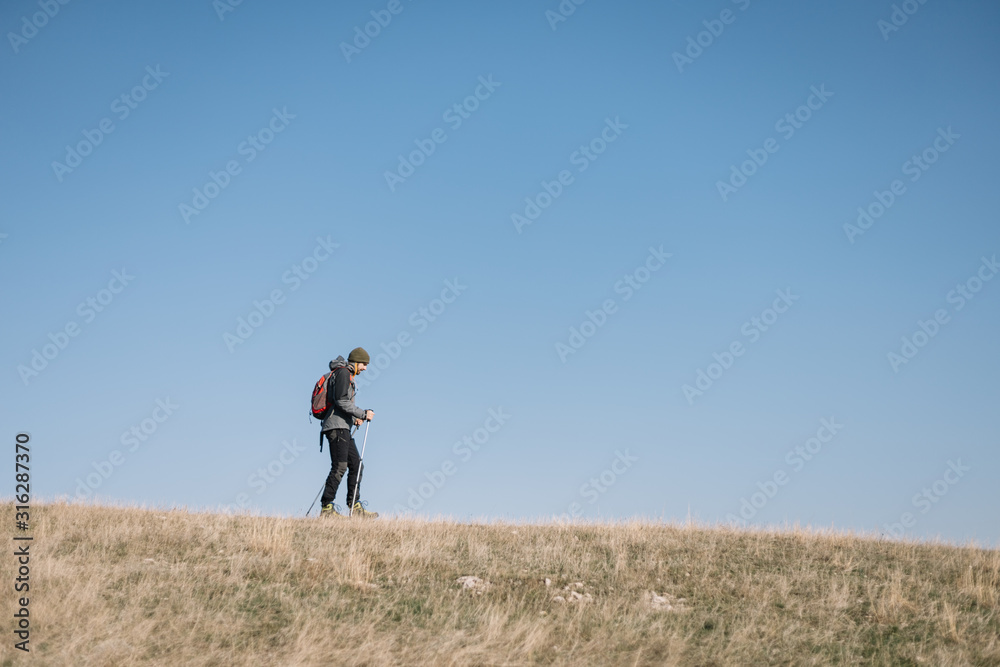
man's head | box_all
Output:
[348,347,370,373]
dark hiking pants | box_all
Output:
[321,428,363,508]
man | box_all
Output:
[320,347,378,518]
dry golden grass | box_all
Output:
[1,502,998,666]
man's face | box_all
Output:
[356,362,367,373]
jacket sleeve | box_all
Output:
[332,368,366,420]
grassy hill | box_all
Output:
[1,503,997,666]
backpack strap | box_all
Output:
[318,369,339,452]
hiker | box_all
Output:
[320,347,378,518]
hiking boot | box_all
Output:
[351,501,379,518]
[320,503,343,518]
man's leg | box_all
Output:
[345,436,363,508]
[321,429,349,507]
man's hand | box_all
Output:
[354,418,363,426]
[364,410,374,422]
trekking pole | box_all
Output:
[350,420,370,513]
[305,482,324,517]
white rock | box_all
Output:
[456,576,491,594]
[647,590,685,612]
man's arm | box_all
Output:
[333,368,367,420]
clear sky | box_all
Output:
[2,0,998,545]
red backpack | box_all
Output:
[310,371,336,421]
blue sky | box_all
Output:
[2,0,998,544]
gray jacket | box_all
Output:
[321,356,367,432]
